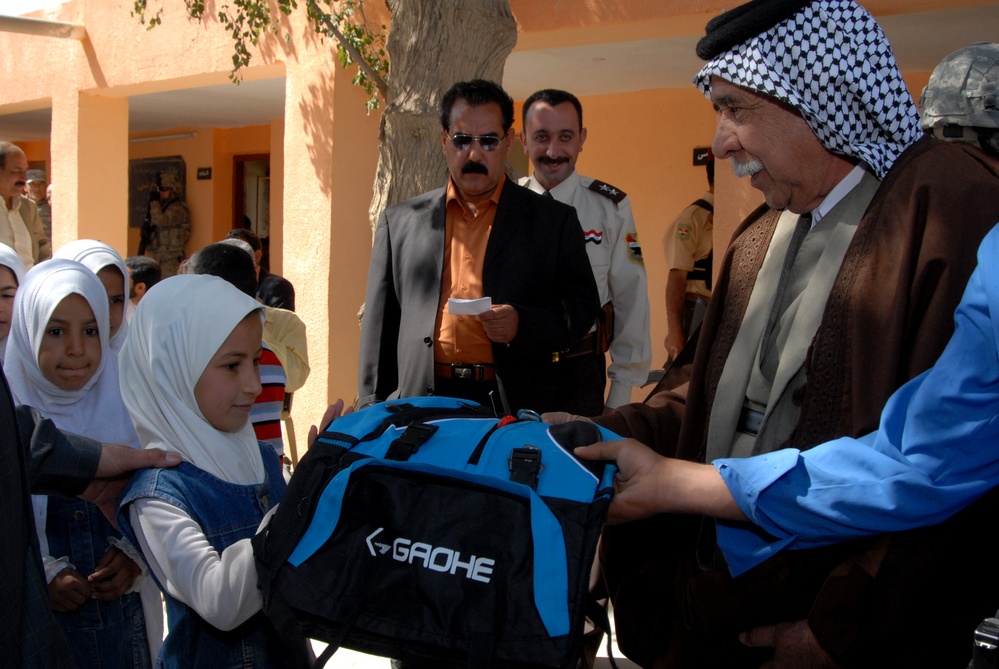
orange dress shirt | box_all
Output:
[433,176,506,365]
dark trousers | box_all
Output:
[549,353,606,416]
[435,354,606,417]
[433,375,503,413]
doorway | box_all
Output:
[233,153,271,269]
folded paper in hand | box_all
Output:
[447,297,492,315]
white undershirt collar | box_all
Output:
[809,163,868,227]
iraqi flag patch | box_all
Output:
[583,230,604,245]
[626,232,643,265]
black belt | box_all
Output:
[434,362,496,382]
[737,407,765,437]
[552,332,599,363]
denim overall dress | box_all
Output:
[119,443,305,668]
[46,496,150,669]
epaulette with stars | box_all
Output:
[587,179,627,205]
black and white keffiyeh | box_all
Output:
[693,0,922,179]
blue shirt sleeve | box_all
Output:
[713,225,999,577]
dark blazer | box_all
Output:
[358,179,599,412]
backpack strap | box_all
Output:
[384,422,439,461]
[311,603,363,669]
[688,249,714,290]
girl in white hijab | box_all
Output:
[55,239,130,352]
[0,242,26,361]
[117,274,307,667]
[5,259,154,669]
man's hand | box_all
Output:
[740,620,844,669]
[664,328,686,362]
[477,304,519,344]
[49,568,92,612]
[575,440,746,522]
[575,439,673,524]
[82,447,182,527]
[308,398,353,445]
[88,546,142,601]
[541,411,593,425]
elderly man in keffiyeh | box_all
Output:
[590,0,999,666]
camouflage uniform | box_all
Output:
[146,173,190,277]
[919,41,999,158]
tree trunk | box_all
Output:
[367,0,517,234]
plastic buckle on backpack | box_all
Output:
[508,446,543,489]
[385,422,439,461]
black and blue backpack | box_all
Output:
[252,396,619,668]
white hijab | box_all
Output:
[55,239,131,352]
[3,259,139,447]
[0,242,27,285]
[0,243,27,361]
[119,274,266,485]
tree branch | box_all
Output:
[307,0,388,99]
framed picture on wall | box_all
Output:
[128,156,186,229]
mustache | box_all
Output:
[732,158,764,178]
[461,161,489,175]
[538,156,570,166]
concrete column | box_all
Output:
[280,62,381,449]
[268,117,285,274]
[50,90,129,256]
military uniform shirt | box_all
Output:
[663,191,714,301]
[520,170,652,408]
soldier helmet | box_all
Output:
[919,42,999,154]
[156,172,183,193]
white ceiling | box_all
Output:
[1,4,997,141]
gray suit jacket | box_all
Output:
[358,179,599,412]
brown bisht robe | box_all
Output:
[597,136,999,667]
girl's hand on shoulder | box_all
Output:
[88,545,142,600]
[49,567,92,612]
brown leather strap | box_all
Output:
[553,331,601,362]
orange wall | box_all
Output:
[18,140,50,169]
[511,0,727,39]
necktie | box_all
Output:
[758,212,812,376]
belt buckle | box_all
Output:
[453,365,473,380]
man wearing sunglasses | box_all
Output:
[519,89,652,415]
[358,79,599,417]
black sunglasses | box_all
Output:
[447,132,502,152]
